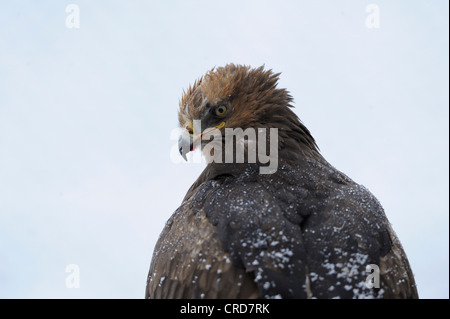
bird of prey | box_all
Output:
[146,64,418,299]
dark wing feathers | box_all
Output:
[146,200,259,299]
[202,179,309,298]
[146,159,418,298]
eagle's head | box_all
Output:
[178,64,319,163]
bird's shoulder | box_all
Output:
[149,159,417,299]
[187,160,399,299]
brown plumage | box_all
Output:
[146,64,418,299]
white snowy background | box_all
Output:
[0,0,448,298]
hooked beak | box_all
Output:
[178,122,194,161]
[178,121,226,161]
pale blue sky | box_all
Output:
[0,0,448,298]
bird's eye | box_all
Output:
[214,105,227,117]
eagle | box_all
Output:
[146,64,418,299]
